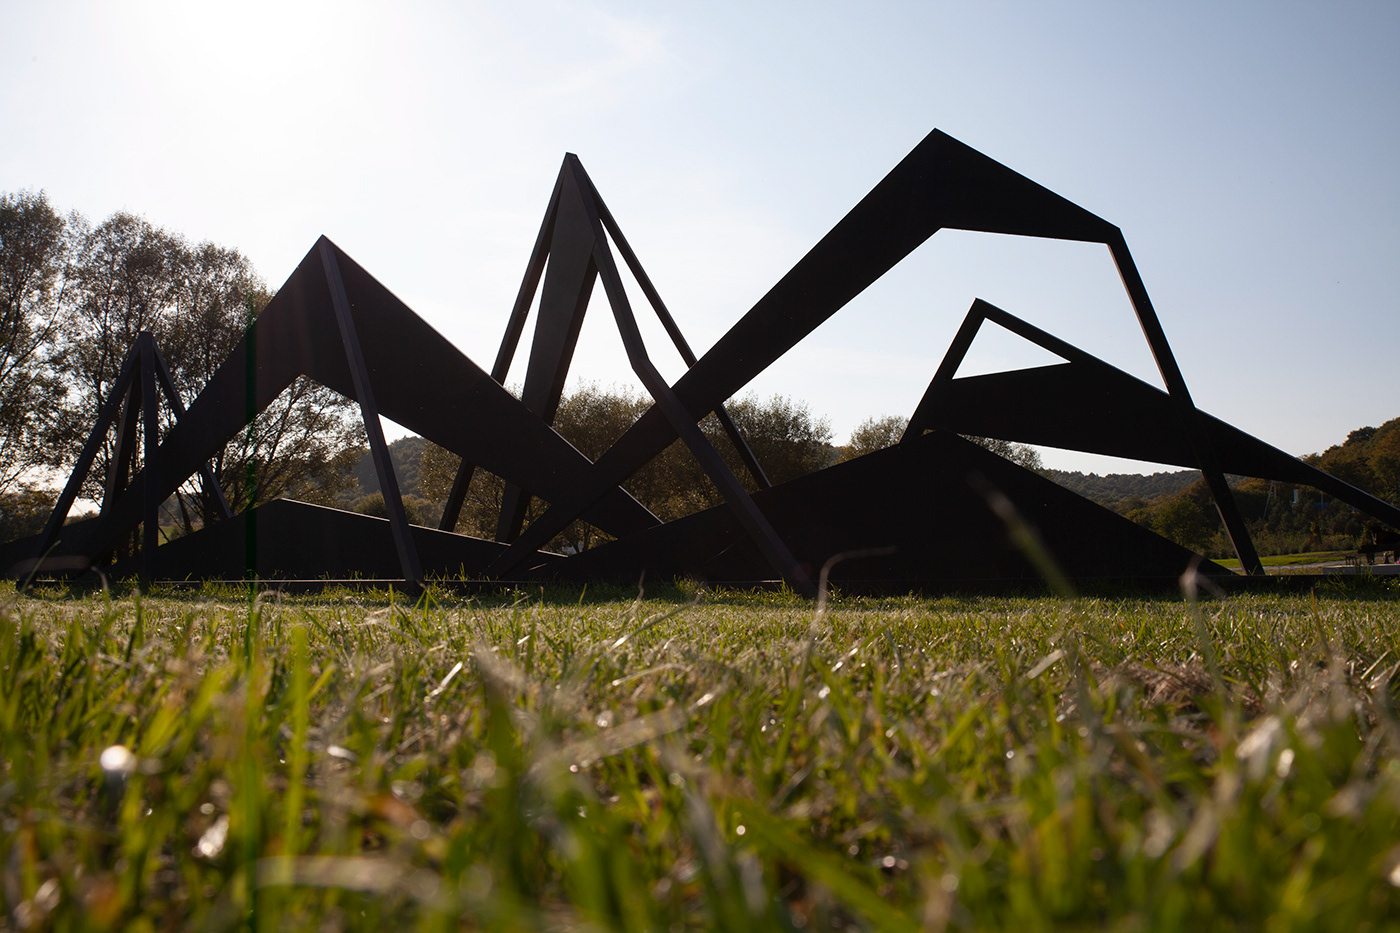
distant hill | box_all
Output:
[1042,468,1202,511]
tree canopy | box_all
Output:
[841,414,908,461]
[0,190,364,542]
[0,191,71,492]
[416,384,836,550]
[838,413,1045,475]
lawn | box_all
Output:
[4,579,1400,930]
[1215,551,1358,570]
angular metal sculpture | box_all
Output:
[17,238,660,587]
[10,129,1397,592]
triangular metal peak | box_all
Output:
[441,153,773,541]
[953,318,1076,377]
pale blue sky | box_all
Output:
[4,0,1397,474]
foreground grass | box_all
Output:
[4,580,1400,931]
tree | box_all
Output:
[721,394,834,485]
[47,206,363,527]
[0,486,57,545]
[1314,417,1400,509]
[418,385,838,549]
[1146,483,1221,556]
[208,373,364,521]
[0,191,72,493]
[841,414,908,461]
[1315,438,1375,496]
[966,435,1045,474]
[351,491,431,526]
[838,413,1045,474]
[420,384,667,549]
[1367,425,1400,507]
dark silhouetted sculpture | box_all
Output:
[10,130,1397,593]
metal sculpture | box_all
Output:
[9,128,1397,593]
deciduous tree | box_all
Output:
[418,385,838,549]
[841,414,908,461]
[839,413,1045,474]
[42,205,363,526]
[0,190,72,493]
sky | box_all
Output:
[4,0,1398,476]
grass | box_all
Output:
[1215,550,1358,570]
[4,578,1400,930]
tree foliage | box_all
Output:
[53,209,364,521]
[0,486,57,544]
[1313,420,1400,508]
[418,384,836,550]
[350,490,432,527]
[1041,468,1202,511]
[0,191,364,542]
[839,414,1045,474]
[967,435,1044,473]
[723,394,834,485]
[0,191,72,492]
[1111,418,1400,558]
[841,414,907,461]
